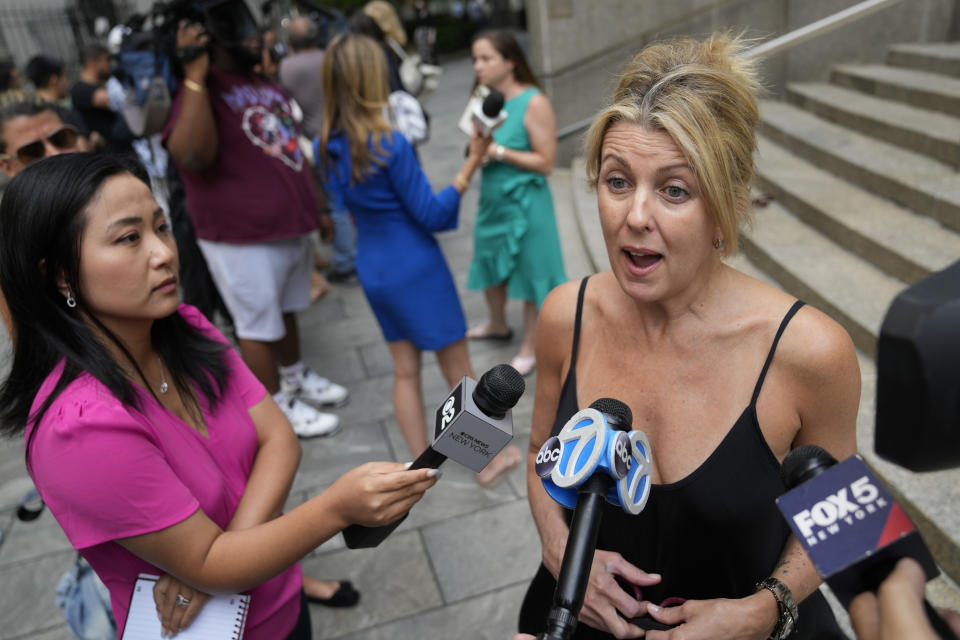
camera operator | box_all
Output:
[163,0,348,441]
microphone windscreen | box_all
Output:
[473,364,525,418]
[780,444,838,490]
[482,89,505,117]
[589,398,632,431]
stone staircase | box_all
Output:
[561,40,960,613]
[745,40,960,606]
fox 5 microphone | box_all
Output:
[457,85,508,137]
[777,445,957,639]
[534,398,653,640]
[342,364,525,549]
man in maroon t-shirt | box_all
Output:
[164,0,348,439]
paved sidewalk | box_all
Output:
[0,52,593,640]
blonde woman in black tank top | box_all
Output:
[517,35,860,640]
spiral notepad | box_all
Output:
[121,574,250,640]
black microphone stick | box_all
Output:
[540,398,633,640]
[781,445,958,640]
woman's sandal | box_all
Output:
[306,580,360,608]
[510,354,536,377]
[467,325,514,341]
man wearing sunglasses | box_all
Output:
[0,91,81,335]
[0,91,80,179]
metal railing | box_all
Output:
[744,0,904,60]
[556,0,905,141]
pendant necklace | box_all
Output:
[157,356,169,394]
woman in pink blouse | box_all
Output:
[0,153,438,639]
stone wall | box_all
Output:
[527,0,960,164]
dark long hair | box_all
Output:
[0,153,228,461]
[472,29,541,90]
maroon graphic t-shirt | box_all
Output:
[165,67,320,244]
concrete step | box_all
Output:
[740,197,903,358]
[759,100,960,233]
[831,63,960,117]
[755,134,960,284]
[786,82,960,167]
[888,41,960,78]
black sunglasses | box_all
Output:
[4,125,78,165]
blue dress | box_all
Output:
[325,131,467,350]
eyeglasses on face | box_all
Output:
[2,125,78,165]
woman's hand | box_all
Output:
[849,557,960,640]
[467,126,493,163]
[328,462,440,528]
[153,573,212,637]
[642,591,777,640]
[567,549,662,638]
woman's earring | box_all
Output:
[713,237,724,251]
[65,291,77,308]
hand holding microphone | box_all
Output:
[850,558,960,640]
[776,445,958,639]
[534,398,654,640]
[342,364,525,549]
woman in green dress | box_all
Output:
[466,30,567,377]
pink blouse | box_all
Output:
[27,304,301,639]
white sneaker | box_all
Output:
[285,368,350,408]
[278,395,342,438]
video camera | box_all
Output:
[113,0,261,137]
[874,259,960,471]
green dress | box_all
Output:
[467,87,567,307]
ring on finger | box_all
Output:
[175,594,191,607]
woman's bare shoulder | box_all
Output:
[540,278,587,333]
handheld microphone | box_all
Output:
[342,364,525,549]
[457,85,508,137]
[535,398,653,640]
[777,445,957,639]
[471,88,507,136]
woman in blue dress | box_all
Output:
[319,34,522,484]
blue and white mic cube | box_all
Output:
[431,377,514,473]
[536,408,652,515]
[775,454,938,606]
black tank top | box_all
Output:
[518,276,844,639]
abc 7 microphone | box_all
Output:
[534,398,653,640]
[341,364,525,549]
[777,445,958,639]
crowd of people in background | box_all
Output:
[4,2,958,640]
[0,1,526,638]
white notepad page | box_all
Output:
[121,574,250,640]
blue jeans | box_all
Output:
[56,556,116,640]
[331,208,357,275]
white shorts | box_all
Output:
[197,235,313,342]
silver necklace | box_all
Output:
[157,356,169,394]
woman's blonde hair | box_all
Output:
[584,33,761,255]
[319,33,393,184]
[364,0,407,47]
